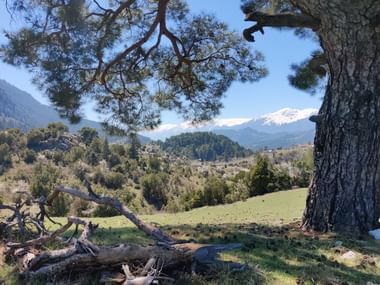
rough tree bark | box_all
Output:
[244,0,380,234]
[301,0,380,233]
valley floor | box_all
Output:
[2,188,380,284]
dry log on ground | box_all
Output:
[21,242,245,279]
[1,184,248,282]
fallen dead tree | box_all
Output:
[0,182,248,283]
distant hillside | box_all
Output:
[214,128,314,150]
[159,132,252,161]
[0,79,150,144]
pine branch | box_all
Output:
[243,12,320,42]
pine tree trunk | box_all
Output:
[302,1,380,233]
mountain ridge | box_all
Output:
[143,108,317,150]
[0,79,316,149]
[0,79,151,143]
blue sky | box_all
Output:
[0,0,322,123]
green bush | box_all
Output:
[92,167,105,185]
[23,149,37,164]
[225,181,250,204]
[140,173,168,210]
[0,143,12,173]
[93,205,119,217]
[48,194,70,216]
[78,127,98,146]
[104,172,124,190]
[46,122,69,138]
[202,176,229,206]
[108,153,122,169]
[272,167,292,191]
[26,128,45,148]
[148,156,161,172]
[85,138,103,166]
[65,146,84,163]
[29,163,59,198]
[53,151,65,165]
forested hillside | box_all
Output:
[160,132,252,161]
[0,124,312,214]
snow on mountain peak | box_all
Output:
[261,108,318,125]
[148,118,251,133]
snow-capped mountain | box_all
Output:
[261,108,318,125]
[235,108,318,134]
[141,108,318,150]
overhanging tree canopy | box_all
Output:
[2,0,380,235]
[1,0,266,133]
[243,0,380,233]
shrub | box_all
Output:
[26,128,44,148]
[140,173,168,210]
[104,172,124,190]
[48,194,70,216]
[65,146,84,163]
[202,176,229,206]
[78,127,98,146]
[118,188,136,205]
[272,167,292,191]
[93,205,119,217]
[108,153,122,169]
[73,162,89,181]
[29,163,59,198]
[23,149,37,164]
[70,198,91,217]
[53,151,65,165]
[92,167,106,185]
[148,156,161,172]
[110,144,126,157]
[0,143,12,173]
[46,122,69,138]
[225,181,250,204]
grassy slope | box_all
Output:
[82,188,307,236]
[60,189,380,284]
[2,189,380,284]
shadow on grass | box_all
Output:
[158,222,380,284]
[47,220,380,284]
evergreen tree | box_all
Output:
[102,138,111,161]
[246,156,275,196]
[240,0,380,233]
[78,127,99,146]
[3,0,379,233]
[128,135,140,161]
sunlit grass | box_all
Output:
[3,188,380,284]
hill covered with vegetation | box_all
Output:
[0,124,313,215]
[159,132,252,161]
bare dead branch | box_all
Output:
[6,216,97,251]
[53,185,174,244]
[0,203,27,237]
